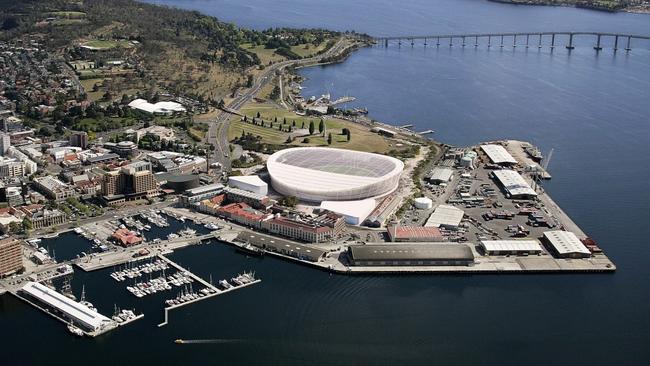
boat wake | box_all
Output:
[175,339,244,344]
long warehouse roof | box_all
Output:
[543,231,591,256]
[21,281,111,331]
[480,240,542,252]
[350,243,474,261]
[492,170,537,197]
[481,144,518,165]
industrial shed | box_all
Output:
[542,231,591,258]
[348,243,474,266]
[480,240,543,256]
[425,205,465,229]
[427,167,454,184]
[480,144,518,165]
[491,170,537,199]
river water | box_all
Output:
[2,1,649,365]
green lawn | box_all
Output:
[241,43,286,65]
[229,104,394,153]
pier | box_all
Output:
[374,32,650,51]
[156,256,261,327]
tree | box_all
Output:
[256,111,261,118]
[280,196,298,207]
[327,133,332,145]
[22,218,33,231]
[346,129,351,141]
[301,121,305,129]
[318,120,325,134]
[309,121,315,135]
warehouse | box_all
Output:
[348,243,474,266]
[427,167,454,184]
[479,240,543,256]
[480,144,518,165]
[235,231,326,262]
[543,231,591,258]
[425,204,464,229]
[20,281,112,332]
[387,225,443,242]
[491,170,537,199]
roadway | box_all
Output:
[206,37,358,173]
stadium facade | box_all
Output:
[267,147,403,202]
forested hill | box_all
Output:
[0,0,261,69]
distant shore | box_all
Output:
[488,0,650,14]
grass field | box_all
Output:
[80,78,105,101]
[229,104,394,154]
[242,39,334,65]
[290,41,329,58]
[241,43,285,65]
[82,39,133,50]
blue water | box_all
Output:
[2,1,649,365]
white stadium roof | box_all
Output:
[543,231,591,256]
[21,281,111,331]
[480,240,542,253]
[128,98,186,114]
[425,204,464,228]
[492,170,537,198]
[267,147,403,202]
[481,144,518,165]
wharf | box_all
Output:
[75,233,217,272]
[11,290,143,337]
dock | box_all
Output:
[157,278,261,327]
[156,254,219,291]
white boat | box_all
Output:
[68,324,84,336]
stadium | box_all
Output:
[266,147,404,202]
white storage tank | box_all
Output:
[414,197,433,210]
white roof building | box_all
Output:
[320,198,377,226]
[480,240,543,255]
[128,99,186,115]
[228,175,268,195]
[481,144,518,165]
[425,204,464,228]
[492,170,537,198]
[543,231,591,258]
[428,167,454,183]
[20,281,112,332]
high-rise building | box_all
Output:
[69,131,88,149]
[101,167,159,204]
[0,133,11,155]
[0,236,22,277]
[0,159,24,177]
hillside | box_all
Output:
[0,0,340,102]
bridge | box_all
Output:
[373,32,650,51]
